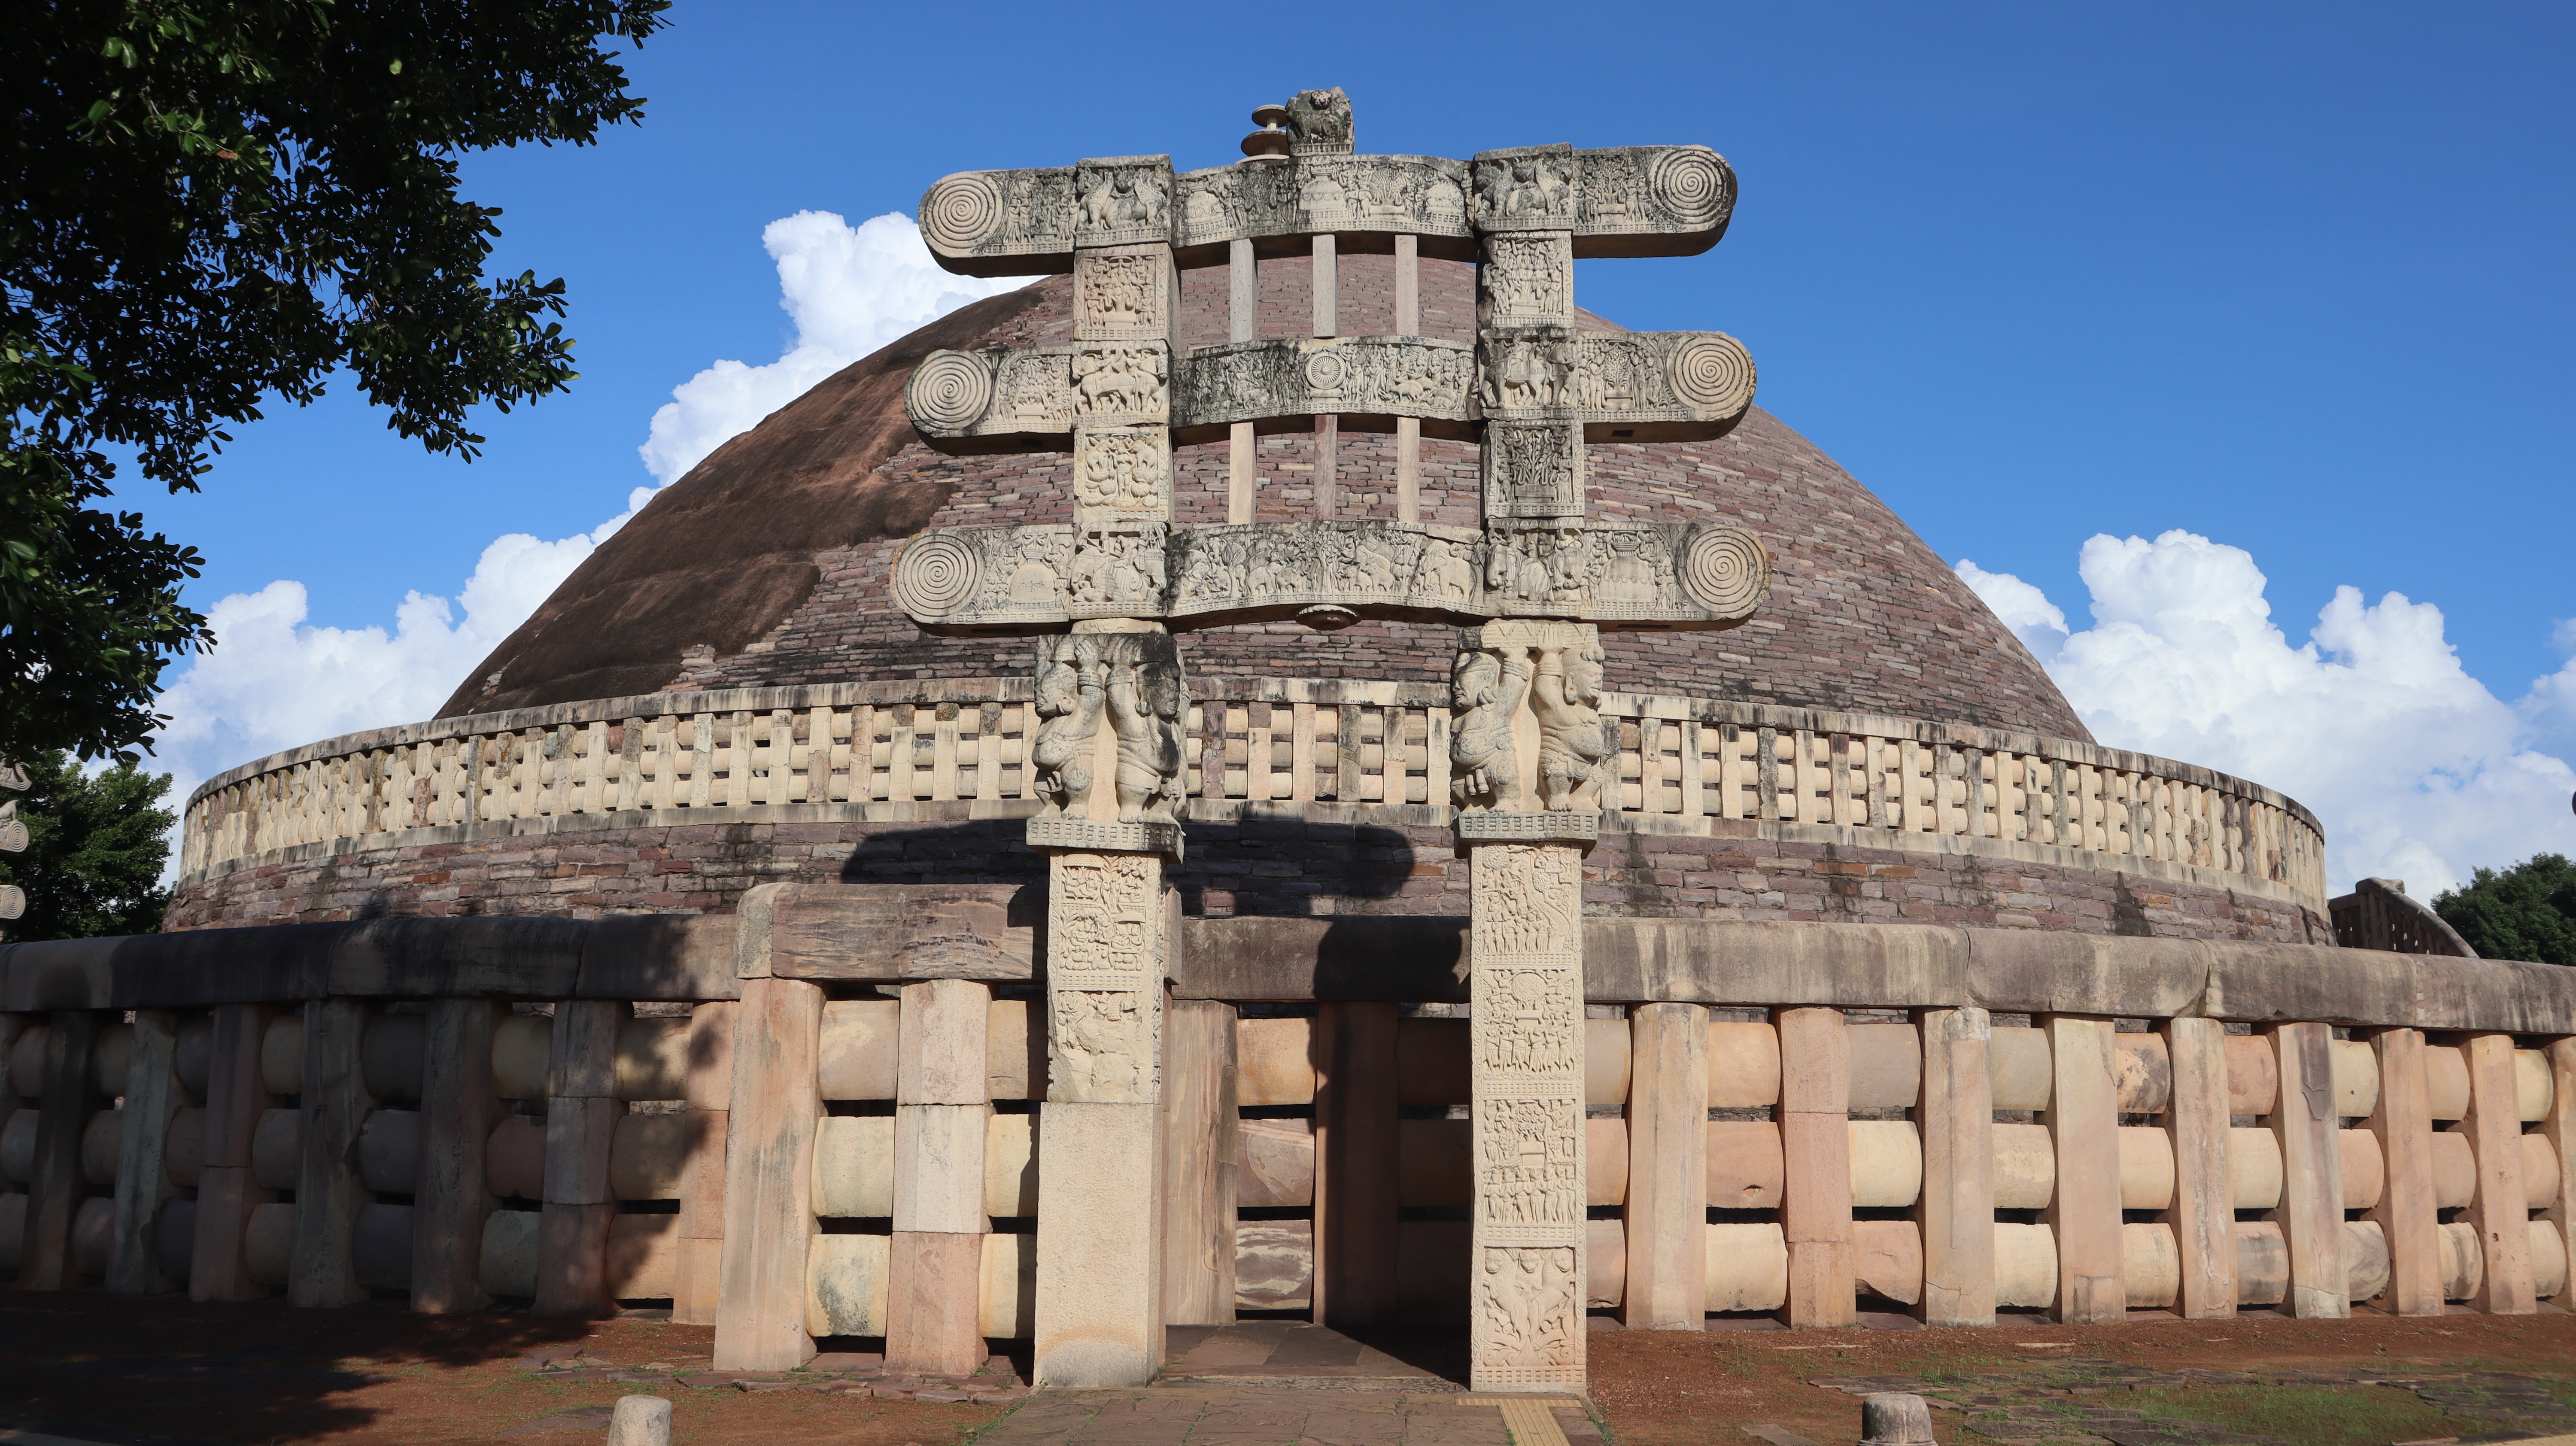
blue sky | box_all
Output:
[131,2,2576,890]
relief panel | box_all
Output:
[905,346,1075,444]
[917,166,1076,276]
[1478,331,1757,437]
[1072,156,1174,251]
[1473,1246,1583,1385]
[893,522,1771,632]
[1478,233,1574,330]
[1171,337,1478,436]
[1073,245,1172,342]
[1042,851,1160,991]
[1071,343,1169,425]
[1470,145,1579,232]
[1071,424,1173,527]
[1042,851,1165,1106]
[1481,419,1585,520]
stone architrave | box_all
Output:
[920,143,1733,273]
[895,518,1768,634]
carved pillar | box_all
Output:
[1453,620,1597,1395]
[1032,845,1173,1385]
[1029,618,1185,1387]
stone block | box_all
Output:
[1035,1100,1163,1386]
[894,1104,992,1233]
[899,979,991,1106]
[889,1230,987,1377]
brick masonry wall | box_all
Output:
[651,255,2091,742]
[165,812,2325,945]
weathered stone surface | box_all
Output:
[769,885,1036,982]
[893,519,1767,633]
[1034,1100,1163,1385]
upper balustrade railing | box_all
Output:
[179,677,2327,903]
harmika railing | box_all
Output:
[180,677,2326,902]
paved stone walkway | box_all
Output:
[972,1388,1600,1446]
[965,1324,1600,1446]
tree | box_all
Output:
[3,0,668,764]
[0,751,177,939]
[2435,853,2576,966]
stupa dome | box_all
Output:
[439,256,2088,742]
[174,249,2322,938]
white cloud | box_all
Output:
[1953,558,2069,664]
[152,526,607,804]
[151,206,1018,852]
[1959,530,2576,896]
[638,210,1020,485]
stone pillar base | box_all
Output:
[1034,1100,1166,1385]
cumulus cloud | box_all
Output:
[1959,530,2576,895]
[638,210,1021,485]
[152,526,609,802]
[151,207,1017,837]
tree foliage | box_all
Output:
[2435,852,2576,966]
[3,0,667,763]
[0,751,177,939]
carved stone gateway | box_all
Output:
[899,90,1772,1393]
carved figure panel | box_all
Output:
[1482,419,1584,519]
[1072,425,1173,525]
[1473,965,1580,1076]
[1074,246,1171,342]
[1467,841,1585,953]
[1170,156,1470,255]
[1172,337,1477,435]
[1029,631,1188,826]
[1476,1096,1583,1236]
[1044,851,1165,1106]
[1471,146,1578,231]
[1066,526,1170,617]
[1049,988,1159,1103]
[1473,1246,1583,1383]
[1576,146,1736,247]
[893,522,1771,632]
[1071,343,1169,424]
[1478,233,1573,329]
[1073,156,1173,250]
[1044,851,1161,990]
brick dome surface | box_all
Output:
[440,255,2089,743]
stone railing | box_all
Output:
[4,904,2572,1343]
[179,677,2327,904]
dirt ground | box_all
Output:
[5,1288,2575,1446]
[1587,1310,2576,1446]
